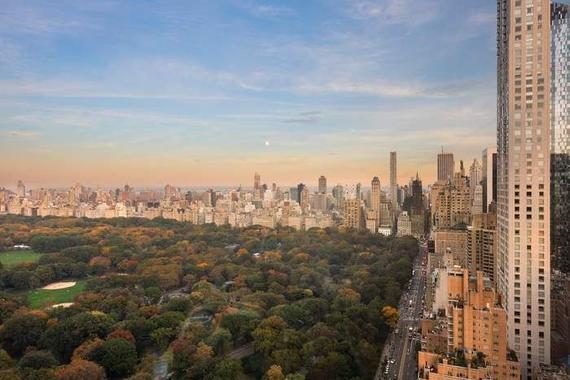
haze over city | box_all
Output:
[0,0,497,187]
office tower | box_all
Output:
[297,183,308,211]
[471,185,483,215]
[207,189,216,207]
[332,184,344,211]
[411,173,423,215]
[397,211,412,237]
[482,147,498,213]
[318,175,327,194]
[467,213,498,285]
[469,159,483,190]
[164,184,180,200]
[371,176,381,222]
[312,193,327,212]
[254,172,260,190]
[355,183,362,200]
[16,180,25,198]
[551,2,570,273]
[437,151,455,183]
[365,209,378,233]
[289,187,299,203]
[378,202,392,228]
[419,270,520,380]
[497,0,552,376]
[390,151,398,209]
[343,198,363,231]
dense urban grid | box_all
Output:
[0,1,570,380]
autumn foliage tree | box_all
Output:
[54,359,106,380]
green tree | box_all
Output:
[18,350,58,370]
[91,338,138,378]
[0,313,47,356]
[0,348,15,370]
[208,358,243,380]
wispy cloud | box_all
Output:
[236,1,296,18]
[0,1,96,35]
[3,130,40,138]
[282,111,322,124]
[346,0,438,26]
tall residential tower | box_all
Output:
[497,0,552,377]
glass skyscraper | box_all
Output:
[551,2,570,273]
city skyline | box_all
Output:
[0,1,569,379]
[0,0,498,186]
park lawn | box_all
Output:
[0,250,42,268]
[27,280,87,309]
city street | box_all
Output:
[375,241,428,380]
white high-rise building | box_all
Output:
[471,184,483,216]
[497,0,552,377]
[469,158,483,190]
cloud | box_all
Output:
[282,111,322,124]
[0,1,96,35]
[291,78,493,99]
[236,1,296,18]
[1,105,213,132]
[294,80,421,98]
[3,130,40,138]
[346,0,438,26]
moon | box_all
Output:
[265,141,270,146]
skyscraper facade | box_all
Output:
[332,184,344,212]
[469,159,483,191]
[497,0,552,376]
[318,175,327,194]
[371,176,381,223]
[16,180,25,198]
[343,198,363,231]
[466,213,498,285]
[437,151,455,183]
[482,147,498,213]
[297,183,308,211]
[254,172,260,190]
[390,151,398,209]
[411,173,423,215]
[551,2,570,273]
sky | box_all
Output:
[0,0,498,188]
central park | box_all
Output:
[0,215,417,379]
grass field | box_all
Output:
[27,281,86,309]
[0,250,42,268]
